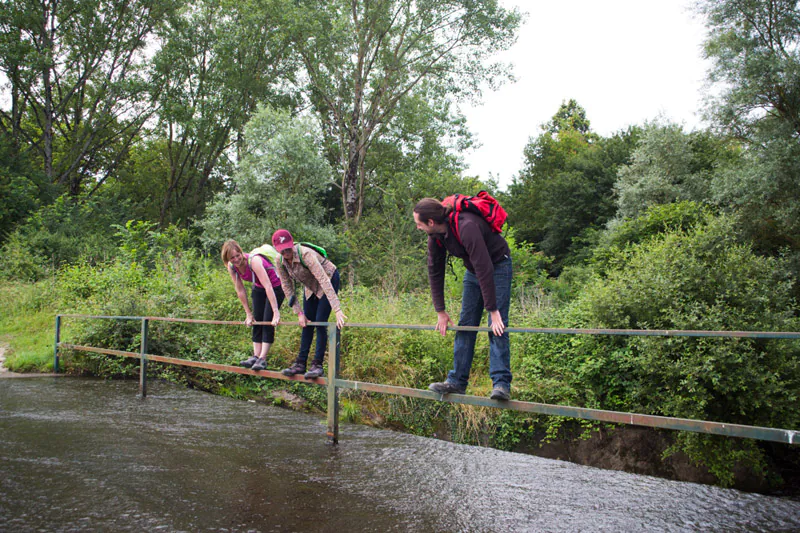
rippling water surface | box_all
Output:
[1,377,799,532]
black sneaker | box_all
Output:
[304,363,324,379]
[490,385,510,401]
[281,362,306,376]
[240,356,258,368]
[428,381,466,395]
[251,358,267,371]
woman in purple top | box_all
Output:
[221,240,285,371]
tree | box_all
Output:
[700,0,800,139]
[196,105,336,254]
[699,0,800,296]
[284,0,521,225]
[149,0,298,226]
[613,122,734,220]
[0,0,177,195]
[544,97,591,135]
[506,101,639,270]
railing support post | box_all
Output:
[53,315,61,373]
[139,318,149,398]
[326,323,340,444]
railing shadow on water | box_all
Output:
[53,314,800,446]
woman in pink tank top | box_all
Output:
[221,240,285,371]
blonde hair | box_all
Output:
[220,240,244,265]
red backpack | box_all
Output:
[441,191,507,244]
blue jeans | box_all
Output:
[447,257,512,390]
[296,269,340,367]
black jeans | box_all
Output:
[296,270,340,367]
[251,285,285,343]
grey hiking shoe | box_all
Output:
[281,362,306,376]
[490,385,510,401]
[251,358,267,371]
[240,355,259,368]
[304,363,324,379]
[428,381,466,395]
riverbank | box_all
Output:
[0,343,60,379]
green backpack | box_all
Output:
[297,242,327,260]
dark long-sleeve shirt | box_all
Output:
[426,212,510,312]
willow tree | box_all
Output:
[285,0,521,224]
[699,0,800,289]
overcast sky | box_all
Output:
[461,0,712,188]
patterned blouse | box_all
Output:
[276,245,340,314]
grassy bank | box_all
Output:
[0,282,58,372]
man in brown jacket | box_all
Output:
[413,198,513,400]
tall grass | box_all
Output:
[0,281,59,371]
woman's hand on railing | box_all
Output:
[335,309,347,329]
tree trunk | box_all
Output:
[9,28,22,153]
[42,2,54,184]
[342,153,360,222]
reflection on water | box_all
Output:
[1,377,799,532]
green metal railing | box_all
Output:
[53,314,800,446]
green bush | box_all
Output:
[515,213,800,485]
[0,195,129,281]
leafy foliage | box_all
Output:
[614,122,736,220]
[507,101,640,270]
[516,212,800,485]
[0,195,130,280]
[196,105,338,257]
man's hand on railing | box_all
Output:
[436,311,452,336]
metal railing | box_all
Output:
[53,314,800,446]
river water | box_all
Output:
[1,377,799,532]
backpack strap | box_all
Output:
[296,244,328,269]
[248,253,275,271]
[448,210,463,244]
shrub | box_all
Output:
[516,213,800,485]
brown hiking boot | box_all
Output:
[281,362,306,376]
[304,363,324,379]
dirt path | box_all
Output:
[0,342,9,374]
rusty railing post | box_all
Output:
[139,318,149,397]
[53,315,61,373]
[326,323,340,444]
